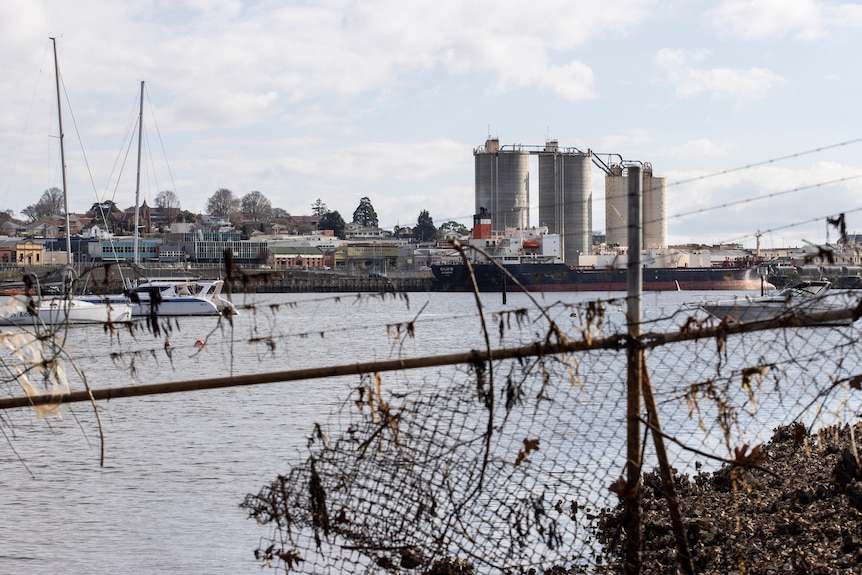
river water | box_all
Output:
[1,289,859,574]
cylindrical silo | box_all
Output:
[538,141,562,236]
[643,163,667,249]
[474,138,529,234]
[605,163,668,249]
[604,164,627,246]
[538,143,592,263]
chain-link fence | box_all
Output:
[239,290,862,574]
[2,284,861,574]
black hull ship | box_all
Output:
[432,261,766,292]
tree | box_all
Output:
[89,200,118,215]
[414,210,437,242]
[21,205,37,222]
[23,187,65,221]
[319,210,347,239]
[272,207,289,220]
[0,209,17,230]
[155,190,181,222]
[439,220,468,237]
[311,199,328,219]
[241,190,272,222]
[352,196,378,228]
[177,210,197,224]
[206,188,240,217]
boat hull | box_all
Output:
[79,279,237,317]
[0,296,132,326]
[700,280,855,326]
[83,294,224,317]
[431,263,766,292]
[701,299,853,326]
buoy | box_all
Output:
[164,341,172,348]
[195,339,205,347]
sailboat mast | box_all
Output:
[50,37,72,265]
[133,80,144,265]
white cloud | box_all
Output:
[161,1,654,106]
[710,0,821,39]
[710,0,862,40]
[661,139,731,161]
[663,161,862,246]
[542,62,596,100]
[598,129,655,154]
[167,136,473,222]
[654,48,783,100]
[677,67,782,100]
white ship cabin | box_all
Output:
[579,246,713,269]
[467,226,563,264]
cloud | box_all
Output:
[154,1,654,105]
[710,0,821,39]
[676,67,782,100]
[597,129,655,154]
[661,139,732,162]
[663,161,862,246]
[542,62,596,100]
[710,0,862,40]
[168,136,473,222]
[654,48,783,100]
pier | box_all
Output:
[0,264,438,294]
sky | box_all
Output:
[2,0,862,250]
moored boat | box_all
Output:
[82,277,237,317]
[699,280,857,326]
[0,294,132,326]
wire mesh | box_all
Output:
[236,289,862,573]
[2,285,861,574]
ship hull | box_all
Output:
[432,263,766,292]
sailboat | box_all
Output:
[0,38,132,328]
[78,81,236,317]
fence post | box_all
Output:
[642,368,695,574]
[624,165,643,574]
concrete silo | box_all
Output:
[604,164,627,246]
[604,163,668,249]
[538,141,592,264]
[474,138,530,233]
[642,163,667,249]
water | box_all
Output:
[0,289,857,574]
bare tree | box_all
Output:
[155,190,181,223]
[206,188,240,218]
[241,191,272,222]
[21,205,39,222]
[23,187,65,221]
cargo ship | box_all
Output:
[431,212,767,292]
[432,260,766,292]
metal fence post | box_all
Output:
[624,165,643,574]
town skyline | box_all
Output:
[2,2,862,250]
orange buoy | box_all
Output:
[195,339,205,347]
